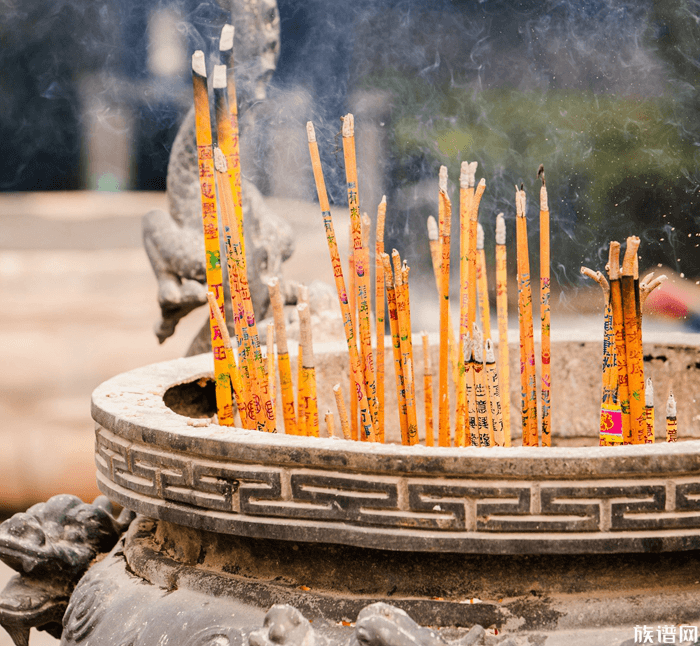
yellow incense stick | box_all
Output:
[206,291,247,429]
[348,231,358,440]
[306,121,376,442]
[476,223,491,340]
[266,322,277,429]
[298,302,319,437]
[645,377,654,444]
[468,179,487,333]
[395,257,418,445]
[325,409,335,438]
[267,277,297,435]
[607,242,632,445]
[218,25,245,258]
[621,236,645,444]
[464,338,479,447]
[473,324,493,447]
[382,252,409,443]
[538,166,551,447]
[333,384,352,441]
[438,167,452,447]
[375,196,387,442]
[422,331,434,447]
[342,114,379,432]
[495,214,511,447]
[359,212,377,435]
[191,52,234,426]
[666,390,677,442]
[485,339,505,447]
[296,285,309,436]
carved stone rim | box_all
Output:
[91,336,700,480]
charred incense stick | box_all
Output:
[485,339,505,447]
[332,384,352,441]
[267,278,297,434]
[266,322,277,429]
[515,185,538,445]
[298,302,319,437]
[438,167,452,447]
[375,196,387,441]
[645,377,654,444]
[476,223,491,340]
[359,212,377,437]
[607,242,632,445]
[495,214,511,447]
[473,324,493,447]
[206,291,247,429]
[325,409,335,438]
[457,162,478,447]
[307,121,376,441]
[218,26,245,259]
[666,391,677,442]
[538,165,551,447]
[427,216,459,383]
[382,252,409,443]
[191,52,235,426]
[581,267,622,446]
[342,114,379,433]
[464,338,479,447]
[621,237,645,444]
[422,331,434,447]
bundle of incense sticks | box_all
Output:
[583,239,668,444]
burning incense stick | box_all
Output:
[359,212,378,437]
[581,266,622,446]
[666,390,677,442]
[382,252,409,443]
[333,384,352,441]
[457,162,478,447]
[468,179,487,333]
[325,410,335,438]
[538,165,551,448]
[342,115,379,433]
[191,52,235,426]
[427,216,459,383]
[267,278,297,435]
[306,121,377,442]
[473,325,493,447]
[218,26,246,259]
[266,322,276,429]
[348,227,358,440]
[375,196,387,442]
[464,338,479,447]
[438,166,452,447]
[495,214,511,447]
[645,377,654,444]
[621,236,645,444]
[422,331,434,447]
[298,302,319,437]
[607,241,632,445]
[485,339,505,447]
[515,185,538,446]
[206,291,247,429]
[476,223,491,340]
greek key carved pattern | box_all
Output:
[95,426,700,535]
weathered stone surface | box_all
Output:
[92,339,700,554]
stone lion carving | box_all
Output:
[349,603,447,646]
[249,605,317,646]
[143,0,296,349]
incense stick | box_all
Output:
[325,409,335,438]
[266,322,277,430]
[267,278,297,434]
[333,384,352,441]
[666,390,677,442]
[306,121,377,442]
[191,52,235,426]
[607,241,632,445]
[464,338,479,447]
[297,285,309,436]
[485,339,505,447]
[473,324,493,447]
[495,214,511,447]
[382,252,409,443]
[468,179,486,333]
[422,331,434,447]
[359,212,377,438]
[476,223,491,340]
[375,196,387,442]
[645,377,654,444]
[397,258,419,444]
[438,167,452,447]
[298,301,319,437]
[538,165,551,447]
[348,227,358,440]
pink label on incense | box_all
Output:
[600,407,623,438]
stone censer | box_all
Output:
[3,1,700,644]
